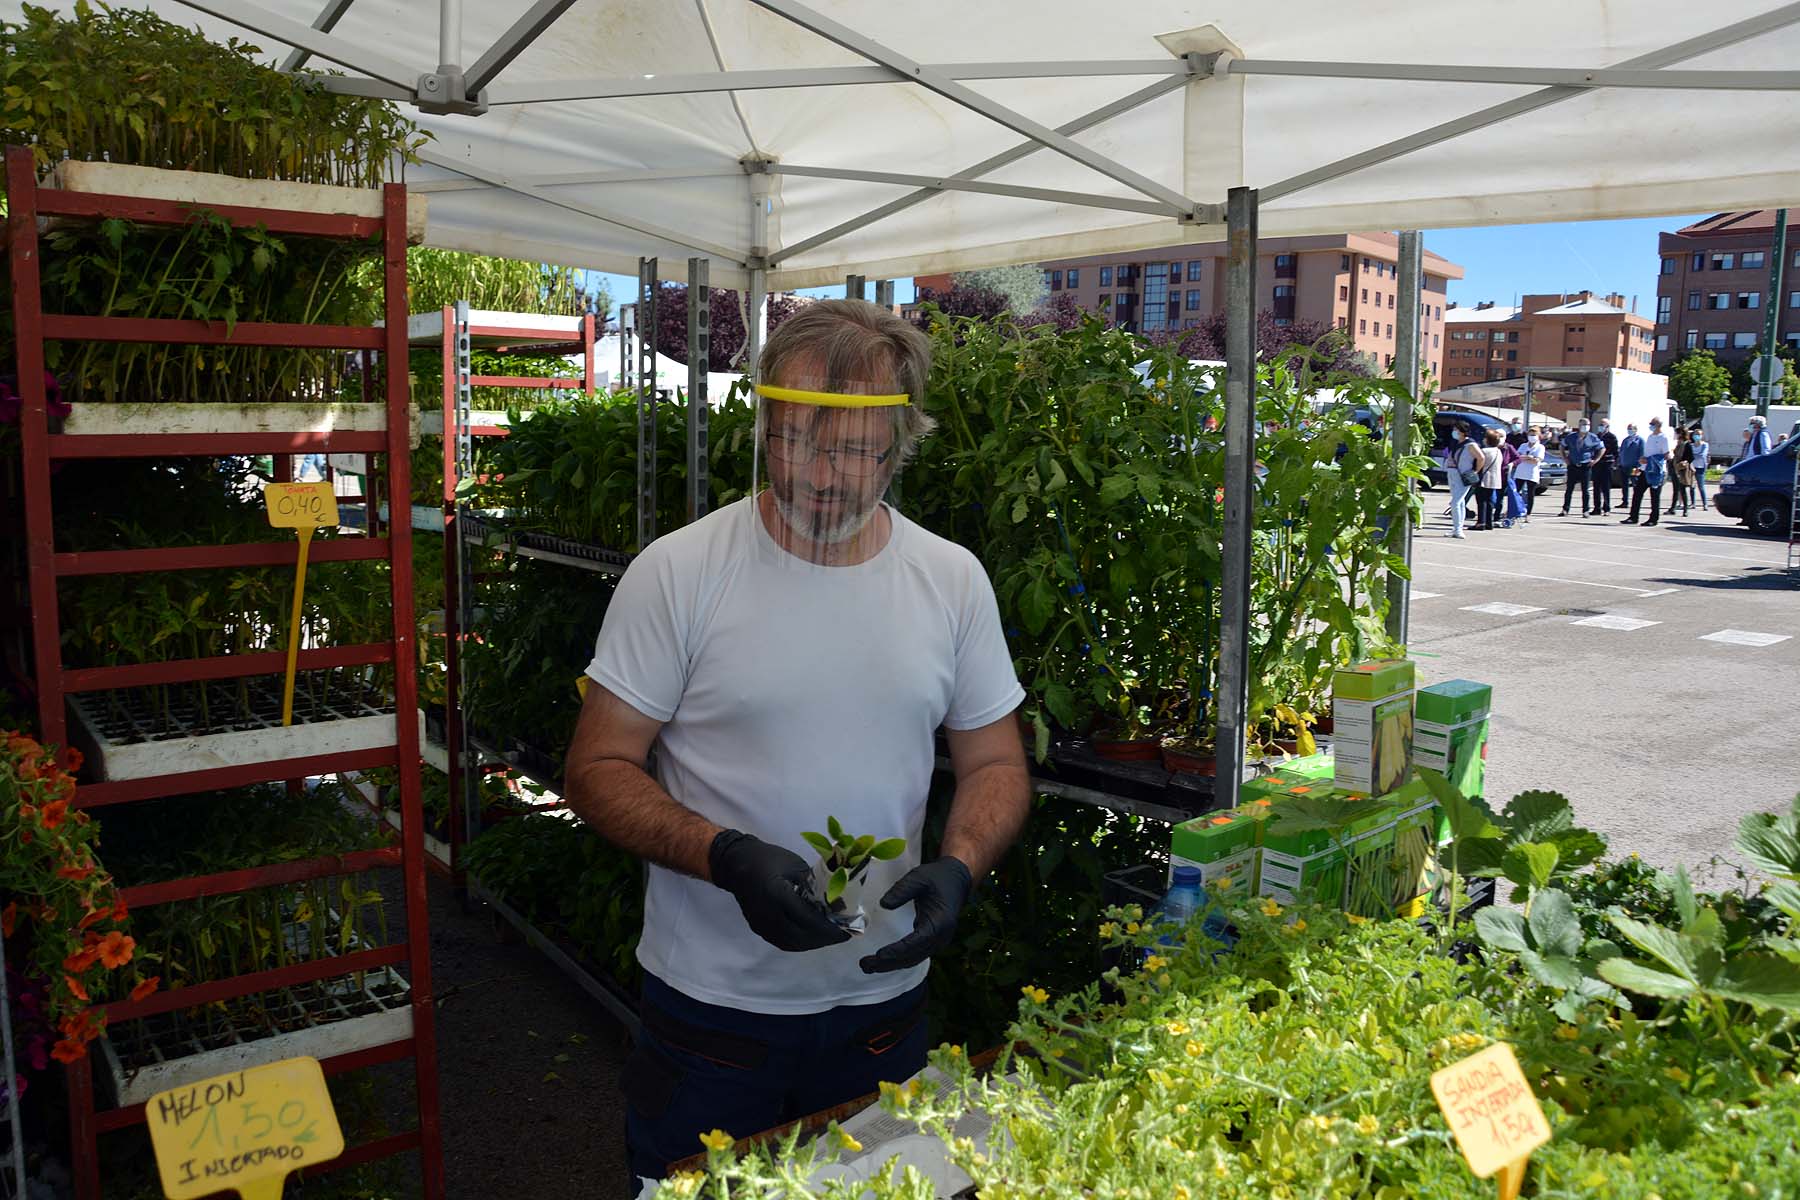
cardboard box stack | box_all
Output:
[1413,679,1493,799]
[1331,660,1416,795]
[1169,805,1260,899]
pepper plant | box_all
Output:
[801,816,906,908]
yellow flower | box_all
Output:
[1125,905,1144,921]
[1356,1115,1380,1136]
[1449,1032,1485,1051]
[1260,898,1283,918]
[1184,1040,1206,1058]
[1098,921,1119,939]
[1556,1024,1581,1041]
[947,1044,963,1058]
[1213,1161,1230,1179]
[838,1129,863,1154]
[1345,913,1368,926]
[1664,1065,1691,1086]
[1143,954,1169,972]
[1174,1187,1191,1200]
[698,1128,734,1153]
[663,1171,704,1199]
[1283,919,1307,936]
[1165,1020,1190,1036]
[1126,921,1141,935]
[1021,985,1049,1004]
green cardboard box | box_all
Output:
[1332,660,1416,795]
[1257,779,1428,908]
[1332,659,1416,702]
[1414,679,1492,726]
[1170,806,1261,900]
[1239,753,1335,806]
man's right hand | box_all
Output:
[709,830,852,952]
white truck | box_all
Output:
[1699,402,1800,465]
[1575,368,1679,439]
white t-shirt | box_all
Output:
[585,496,1025,1014]
[1643,432,1671,460]
[1514,441,1544,482]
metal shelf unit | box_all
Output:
[3,147,443,1199]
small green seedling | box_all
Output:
[802,815,906,910]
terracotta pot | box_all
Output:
[1273,739,1301,755]
[1160,744,1217,775]
[1312,716,1334,735]
[1092,736,1163,763]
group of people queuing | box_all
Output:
[1441,414,1709,539]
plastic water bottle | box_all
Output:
[1157,865,1204,929]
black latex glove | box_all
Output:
[859,856,974,974]
[709,829,851,953]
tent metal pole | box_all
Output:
[410,167,745,192]
[465,0,580,93]
[769,70,1194,266]
[619,303,633,391]
[436,0,460,71]
[1523,371,1534,433]
[1386,230,1423,645]
[875,280,895,309]
[487,60,1188,105]
[1225,59,1800,91]
[638,258,659,549]
[175,0,419,89]
[1215,185,1258,808]
[688,258,711,523]
[846,275,866,300]
[748,271,769,369]
[765,163,1190,217]
[747,173,773,370]
[1261,1,1800,203]
[748,0,1203,217]
[278,0,358,73]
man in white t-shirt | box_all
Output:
[1623,416,1672,526]
[565,299,1029,1185]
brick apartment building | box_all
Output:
[914,232,1463,379]
[1440,292,1657,387]
[1651,210,1800,371]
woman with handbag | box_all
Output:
[1445,422,1480,539]
[1671,428,1697,517]
[1476,428,1505,530]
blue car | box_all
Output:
[1715,436,1798,536]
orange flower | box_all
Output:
[96,931,135,969]
[17,757,40,781]
[50,1038,87,1064]
[18,802,35,822]
[58,1010,96,1039]
[63,945,101,973]
[131,976,161,1002]
[57,745,83,773]
[56,862,94,882]
[63,974,89,1003]
[78,905,109,931]
[18,829,31,846]
[110,901,129,922]
[1,901,15,938]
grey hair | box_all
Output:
[756,298,937,466]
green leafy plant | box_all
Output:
[1434,783,1606,910]
[801,816,905,907]
[1474,889,1624,1020]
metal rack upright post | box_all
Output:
[3,146,443,1198]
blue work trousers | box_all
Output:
[625,972,929,1189]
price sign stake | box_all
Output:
[264,483,339,727]
[146,1057,344,1200]
[1429,1041,1550,1200]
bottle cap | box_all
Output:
[1172,865,1202,884]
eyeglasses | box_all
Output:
[766,431,893,479]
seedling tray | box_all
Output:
[68,670,395,782]
[460,516,635,577]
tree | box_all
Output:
[649,285,803,370]
[1725,345,1800,405]
[1664,349,1733,416]
[1017,292,1085,332]
[909,284,1010,326]
[1147,311,1373,378]
[952,265,1045,315]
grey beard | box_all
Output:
[771,488,878,546]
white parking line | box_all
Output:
[1699,629,1791,647]
[1640,588,1679,597]
[1507,530,1787,567]
[1410,590,1443,599]
[1412,560,1660,594]
[1461,602,1546,617]
[1571,615,1660,631]
[1423,542,1737,579]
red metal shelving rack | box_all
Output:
[4,145,443,1198]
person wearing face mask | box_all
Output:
[1444,422,1479,539]
[1589,418,1618,515]
[1623,416,1672,526]
[1512,427,1545,521]
[1507,418,1526,448]
[1616,424,1644,510]
[1559,418,1604,517]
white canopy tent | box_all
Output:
[15,0,1800,796]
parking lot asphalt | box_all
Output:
[1403,485,1797,880]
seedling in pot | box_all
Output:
[801,815,906,935]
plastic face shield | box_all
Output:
[751,375,910,567]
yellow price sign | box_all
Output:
[263,482,339,530]
[146,1057,344,1200]
[1430,1041,1550,1199]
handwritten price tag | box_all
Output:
[1430,1042,1550,1180]
[263,482,339,530]
[146,1057,344,1200]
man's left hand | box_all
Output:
[858,857,974,974]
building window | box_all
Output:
[1433,333,1439,347]
[1507,350,1518,361]
[1274,317,1292,327]
[1359,319,1367,334]
[1710,292,1730,310]
[1341,254,1351,270]
[1687,290,1700,310]
[1273,285,1295,299]
[1362,257,1371,272]
[1710,252,1735,270]
[1387,293,1395,309]
[1339,285,1349,301]
[1141,261,1170,331]
[1656,333,1668,351]
[1099,266,1113,286]
[1732,331,1758,349]
[1743,251,1765,269]
[1739,291,1761,309]
[1097,294,1112,312]
[1066,268,1079,288]
[1684,329,1698,349]
[1491,331,1505,342]
[1386,323,1393,338]
[1187,289,1203,311]
[1692,252,1705,270]
[1361,287,1368,302]
[1337,316,1346,329]
[1434,305,1441,319]
[1274,253,1296,276]
[1187,262,1202,282]
[1703,332,1728,349]
[1660,257,1677,276]
[1656,296,1672,323]
[1050,270,1063,290]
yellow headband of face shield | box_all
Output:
[753,383,911,409]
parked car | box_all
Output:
[1421,411,1565,493]
[1714,436,1798,536]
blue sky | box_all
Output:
[591,214,1712,321]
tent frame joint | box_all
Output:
[416,68,488,116]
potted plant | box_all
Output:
[801,817,906,935]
